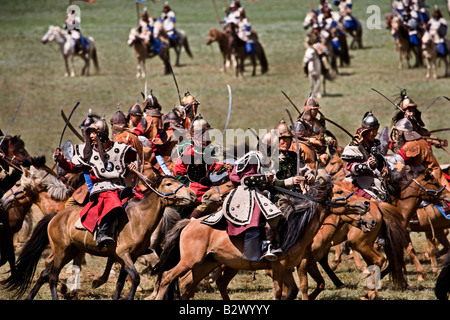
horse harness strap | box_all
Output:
[412,178,446,197]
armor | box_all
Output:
[181,90,200,107]
[71,141,134,194]
[393,118,421,141]
[275,120,293,138]
[361,111,380,131]
[88,118,109,141]
[143,91,162,111]
[110,109,128,138]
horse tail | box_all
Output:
[0,212,56,298]
[183,35,193,59]
[435,250,450,300]
[151,218,190,282]
[92,46,99,72]
[256,42,268,74]
[376,202,409,288]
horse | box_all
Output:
[152,176,371,300]
[303,46,334,99]
[385,14,422,69]
[41,26,99,77]
[224,23,268,77]
[154,21,193,67]
[0,170,197,300]
[289,138,318,171]
[127,28,171,78]
[421,29,450,79]
[340,15,363,49]
[206,28,233,72]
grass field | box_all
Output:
[1,0,450,301]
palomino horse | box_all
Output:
[385,14,422,69]
[224,23,268,77]
[127,28,171,78]
[152,177,370,300]
[206,28,233,72]
[421,29,450,79]
[41,26,99,77]
[154,21,193,67]
[1,171,197,300]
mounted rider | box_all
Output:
[158,2,178,45]
[391,90,448,149]
[296,96,337,167]
[303,23,331,78]
[54,118,138,247]
[137,7,162,55]
[427,6,448,56]
[389,117,450,192]
[341,111,390,202]
[64,7,88,55]
[399,4,423,48]
[237,8,256,56]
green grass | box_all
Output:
[0,0,449,300]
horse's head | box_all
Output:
[0,135,31,169]
[421,30,433,51]
[303,12,317,30]
[409,168,450,205]
[42,26,61,44]
[385,13,394,30]
[154,175,197,206]
[201,181,235,206]
[0,166,69,210]
[127,28,139,46]
[331,180,376,233]
[205,28,217,45]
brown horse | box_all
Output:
[385,14,422,69]
[1,170,197,300]
[206,28,233,72]
[224,23,268,77]
[152,177,370,300]
[421,29,450,79]
[127,27,171,77]
[289,139,318,171]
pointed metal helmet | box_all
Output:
[144,91,161,111]
[110,109,127,125]
[89,118,109,138]
[304,96,320,109]
[399,96,417,110]
[181,90,200,106]
[190,115,210,133]
[293,120,307,135]
[275,119,293,138]
[393,117,421,141]
[128,103,143,117]
[361,111,379,130]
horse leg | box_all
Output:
[92,256,115,289]
[425,57,431,79]
[251,54,256,76]
[63,56,70,77]
[215,267,238,300]
[182,258,221,299]
[115,254,139,300]
[307,262,326,300]
[175,47,181,67]
[406,234,427,281]
[156,261,193,300]
[69,55,75,77]
[318,254,345,288]
[48,246,80,300]
[0,228,17,275]
[425,230,440,275]
[26,262,53,300]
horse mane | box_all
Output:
[276,177,333,253]
[22,167,69,201]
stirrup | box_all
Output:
[261,244,278,262]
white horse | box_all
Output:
[304,46,323,98]
[153,21,193,67]
[422,29,450,79]
[41,25,99,77]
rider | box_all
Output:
[391,90,448,149]
[237,8,255,56]
[400,4,422,48]
[138,7,162,55]
[427,6,448,56]
[303,23,331,78]
[389,117,450,192]
[296,96,337,167]
[159,2,177,44]
[64,8,88,55]
[341,111,390,202]
[53,118,138,247]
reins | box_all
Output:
[272,185,348,207]
[131,168,185,199]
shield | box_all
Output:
[62,139,74,161]
[378,126,390,156]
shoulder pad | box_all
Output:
[341,145,364,161]
[402,141,421,158]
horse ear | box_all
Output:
[22,167,31,178]
[424,168,432,181]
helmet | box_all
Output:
[143,92,161,111]
[275,120,293,138]
[399,96,417,110]
[79,109,100,134]
[190,115,211,134]
[128,103,143,117]
[181,90,200,107]
[163,110,183,129]
[88,118,109,140]
[110,109,128,138]
[361,111,379,131]
[293,120,307,136]
[304,96,320,109]
[393,117,421,141]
